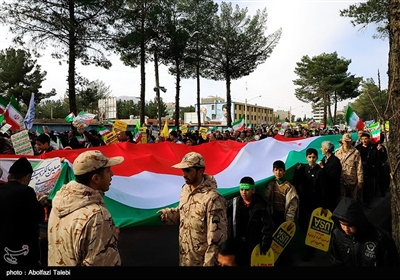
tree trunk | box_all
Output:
[388,0,400,253]
[140,37,146,127]
[174,59,181,129]
[225,73,232,128]
[68,3,77,115]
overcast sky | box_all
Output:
[0,0,388,119]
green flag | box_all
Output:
[0,96,8,113]
[64,112,75,122]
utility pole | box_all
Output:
[154,51,162,129]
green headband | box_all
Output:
[239,183,255,190]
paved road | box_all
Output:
[118,191,391,267]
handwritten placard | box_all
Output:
[10,130,34,155]
[0,123,12,134]
[251,244,274,267]
[28,157,62,195]
[305,207,334,252]
[199,127,208,140]
[112,120,128,132]
[179,124,188,134]
[270,221,296,262]
[103,130,118,145]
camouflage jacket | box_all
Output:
[48,181,121,266]
[335,146,363,186]
[161,174,228,266]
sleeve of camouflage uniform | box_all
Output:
[80,213,121,266]
[355,150,364,184]
[203,194,227,266]
[160,207,180,225]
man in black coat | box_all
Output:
[355,132,388,206]
[319,140,342,212]
[0,157,45,266]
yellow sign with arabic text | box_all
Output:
[179,124,188,134]
[112,120,128,132]
[305,207,334,252]
[103,130,118,145]
[270,221,296,262]
[250,244,274,266]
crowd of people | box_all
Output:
[0,122,398,267]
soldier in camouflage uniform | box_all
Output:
[335,133,363,200]
[158,152,228,266]
[48,150,123,266]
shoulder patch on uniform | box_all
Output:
[212,216,220,224]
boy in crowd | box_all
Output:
[227,176,274,266]
[217,237,248,266]
[260,160,298,266]
[292,148,329,262]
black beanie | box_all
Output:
[9,157,34,175]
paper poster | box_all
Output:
[0,157,61,195]
[0,123,12,134]
[10,130,34,155]
[103,130,118,145]
[112,120,128,132]
[28,157,62,195]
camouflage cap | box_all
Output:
[73,150,124,175]
[341,133,353,142]
[172,152,205,169]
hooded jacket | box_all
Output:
[161,174,227,266]
[330,197,399,266]
[47,180,121,266]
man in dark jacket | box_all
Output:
[330,197,399,266]
[227,176,274,266]
[355,132,388,206]
[319,140,342,212]
[0,157,46,266]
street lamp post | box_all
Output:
[278,105,303,122]
[245,95,261,126]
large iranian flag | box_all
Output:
[0,134,346,228]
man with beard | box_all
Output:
[158,152,227,266]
